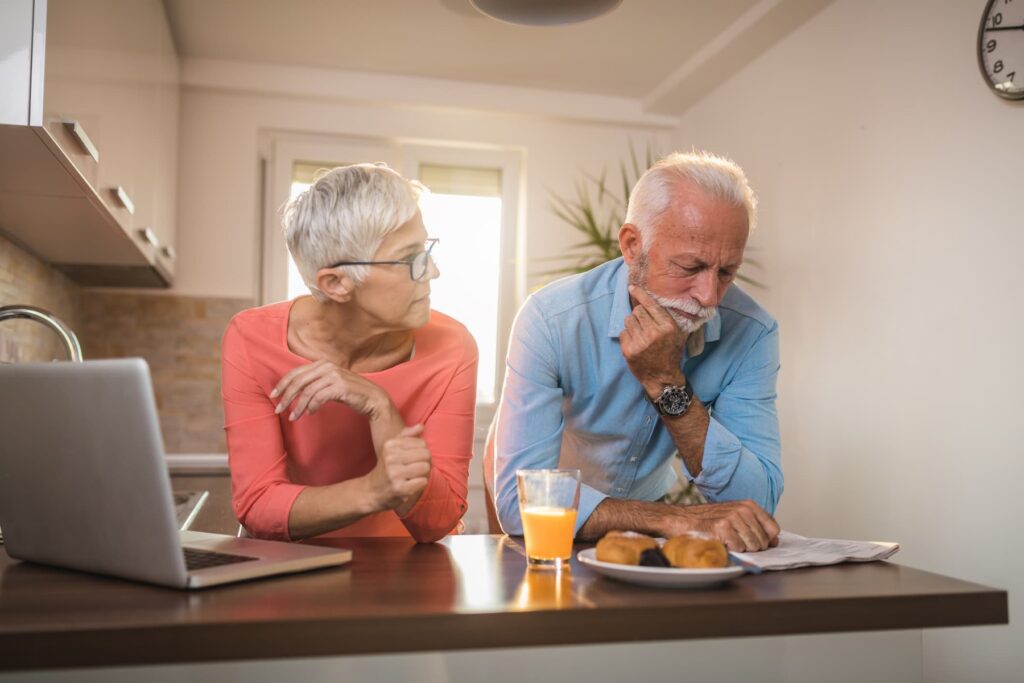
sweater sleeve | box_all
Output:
[221,319,305,540]
[398,331,478,543]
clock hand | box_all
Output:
[985,25,1024,31]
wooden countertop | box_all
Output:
[0,535,1007,671]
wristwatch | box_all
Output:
[650,380,694,417]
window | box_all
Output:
[285,161,338,302]
[417,164,503,404]
[264,135,521,406]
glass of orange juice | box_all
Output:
[516,468,581,568]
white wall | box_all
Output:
[173,63,673,301]
[673,1,1022,680]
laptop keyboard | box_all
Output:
[183,547,258,571]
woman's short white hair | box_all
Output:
[283,163,424,302]
[624,150,757,248]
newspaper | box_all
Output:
[730,530,900,572]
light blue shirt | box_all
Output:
[493,258,782,535]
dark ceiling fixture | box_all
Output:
[469,0,623,27]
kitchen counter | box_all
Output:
[0,535,1007,672]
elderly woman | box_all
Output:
[221,163,477,543]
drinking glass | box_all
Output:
[516,468,581,567]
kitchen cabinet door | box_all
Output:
[39,0,179,280]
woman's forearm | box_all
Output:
[367,395,407,456]
[286,477,380,540]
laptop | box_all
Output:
[0,358,351,589]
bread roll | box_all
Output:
[662,535,729,569]
[595,533,658,565]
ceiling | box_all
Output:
[163,0,832,115]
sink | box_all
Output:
[172,490,209,531]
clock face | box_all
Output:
[978,0,1024,99]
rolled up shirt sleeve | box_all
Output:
[691,321,783,514]
[494,296,605,536]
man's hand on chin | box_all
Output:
[621,285,687,397]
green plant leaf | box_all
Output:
[619,159,631,209]
[541,142,764,290]
[629,144,641,182]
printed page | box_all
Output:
[731,531,900,571]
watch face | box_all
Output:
[658,386,691,416]
[978,0,1024,100]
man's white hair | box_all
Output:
[624,150,757,246]
[283,163,424,302]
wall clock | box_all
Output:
[978,0,1024,99]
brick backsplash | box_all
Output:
[0,233,252,453]
[0,235,83,363]
[79,293,252,453]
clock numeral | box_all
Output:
[987,39,998,53]
[991,12,1003,26]
[1007,71,1016,83]
[994,60,1005,74]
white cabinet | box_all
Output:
[0,0,179,287]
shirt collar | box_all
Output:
[607,260,724,353]
[703,307,722,343]
[607,262,632,339]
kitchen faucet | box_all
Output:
[0,305,83,543]
[0,305,83,362]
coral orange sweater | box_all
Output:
[221,300,477,542]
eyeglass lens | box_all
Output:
[412,242,436,280]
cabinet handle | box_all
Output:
[160,245,176,261]
[63,120,99,163]
[114,186,135,215]
[136,227,158,248]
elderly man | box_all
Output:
[489,150,781,552]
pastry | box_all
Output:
[595,532,658,565]
[662,535,729,568]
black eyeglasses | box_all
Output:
[328,238,438,281]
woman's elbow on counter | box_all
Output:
[409,527,451,544]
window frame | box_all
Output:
[259,133,523,408]
[401,144,523,408]
[260,134,399,305]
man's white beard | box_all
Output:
[628,254,717,334]
[649,292,717,333]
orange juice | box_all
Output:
[521,506,577,562]
[514,567,573,609]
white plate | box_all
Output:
[576,548,745,588]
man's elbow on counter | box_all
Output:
[494,492,523,536]
[764,472,784,516]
